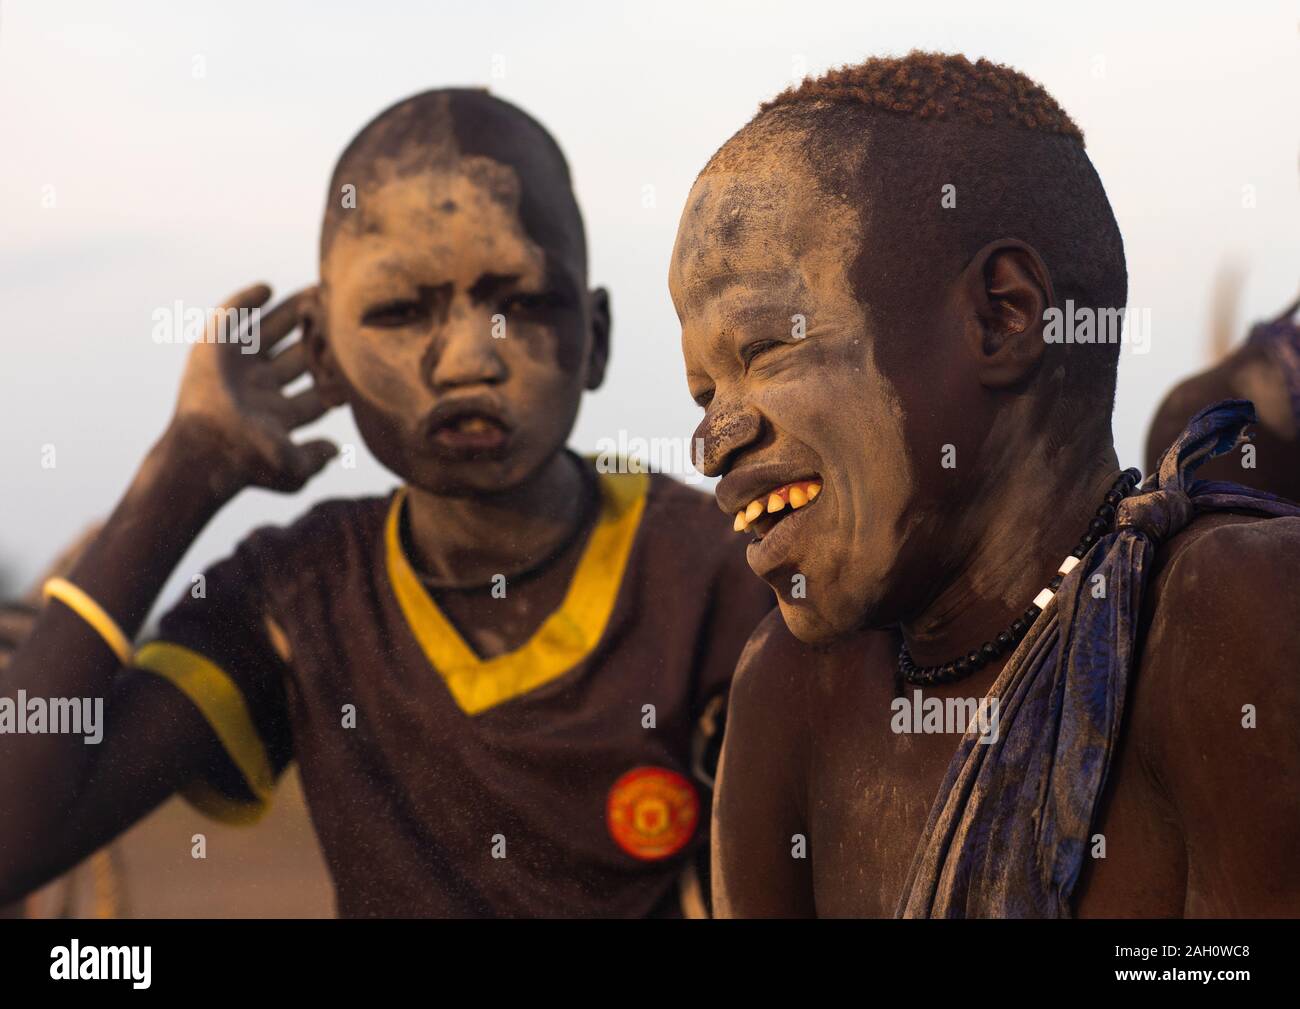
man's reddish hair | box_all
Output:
[763,51,1084,145]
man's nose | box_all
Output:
[692,396,763,477]
[426,302,507,390]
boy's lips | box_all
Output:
[420,397,514,458]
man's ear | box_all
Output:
[301,288,349,407]
[584,287,611,392]
[960,239,1055,389]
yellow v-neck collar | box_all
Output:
[384,467,649,715]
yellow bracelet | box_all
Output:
[42,577,134,666]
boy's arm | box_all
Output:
[0,284,335,902]
[711,613,816,917]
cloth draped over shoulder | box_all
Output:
[895,399,1300,918]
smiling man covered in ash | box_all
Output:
[672,52,1300,918]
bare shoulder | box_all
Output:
[728,609,815,731]
[729,609,883,729]
[1132,514,1300,910]
[1136,513,1300,773]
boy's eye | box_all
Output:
[362,300,426,327]
[501,291,568,314]
[741,339,782,367]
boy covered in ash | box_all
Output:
[671,53,1300,917]
[0,89,770,917]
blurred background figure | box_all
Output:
[1146,268,1300,500]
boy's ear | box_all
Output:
[960,239,1054,389]
[584,287,611,392]
[301,288,349,407]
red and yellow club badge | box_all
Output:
[606,766,699,861]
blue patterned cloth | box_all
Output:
[896,399,1300,918]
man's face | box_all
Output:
[671,148,963,643]
[318,156,596,496]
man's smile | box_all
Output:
[715,462,828,576]
[732,478,822,535]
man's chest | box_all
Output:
[803,682,1187,917]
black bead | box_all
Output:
[1071,546,1086,558]
[1048,574,1063,590]
[996,631,1013,650]
[1011,618,1026,637]
[967,650,983,669]
[1104,489,1123,507]
[981,642,999,663]
[1097,503,1115,523]
[1081,532,1096,548]
[1088,517,1109,536]
[1024,605,1040,621]
[940,664,956,681]
[955,657,970,675]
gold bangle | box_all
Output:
[41,577,134,665]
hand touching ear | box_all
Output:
[170,283,339,495]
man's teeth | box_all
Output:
[733,480,823,533]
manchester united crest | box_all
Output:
[606,766,699,861]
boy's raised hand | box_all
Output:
[170,283,339,496]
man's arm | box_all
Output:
[712,612,816,917]
[0,284,335,902]
[1142,517,1300,916]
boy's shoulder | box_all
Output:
[642,471,735,536]
[639,471,757,578]
[231,492,394,584]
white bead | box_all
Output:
[1032,588,1054,610]
[1058,555,1080,576]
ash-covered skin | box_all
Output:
[306,91,607,502]
[671,115,1119,651]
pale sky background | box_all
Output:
[1,1,1297,613]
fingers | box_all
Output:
[219,283,273,314]
[266,343,309,386]
[256,287,318,357]
[281,386,330,429]
[284,438,339,487]
[206,283,274,350]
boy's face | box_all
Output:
[314,156,603,497]
[671,145,972,644]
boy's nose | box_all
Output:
[426,304,507,390]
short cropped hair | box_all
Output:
[707,52,1127,424]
